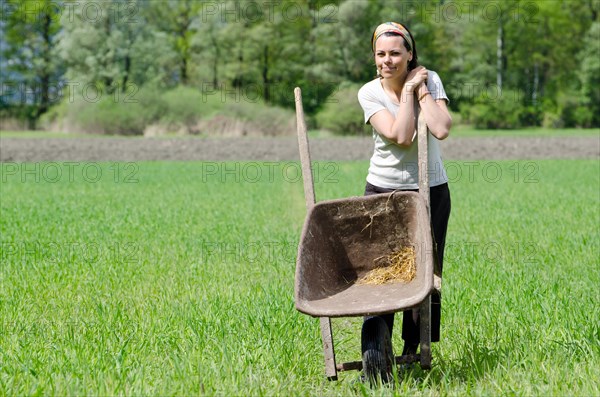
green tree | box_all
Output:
[1,0,63,120]
[57,0,177,94]
[577,21,600,127]
[144,0,204,85]
[58,0,134,91]
[440,0,596,128]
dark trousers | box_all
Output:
[364,181,451,344]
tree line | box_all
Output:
[1,0,598,133]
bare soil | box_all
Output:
[0,136,598,162]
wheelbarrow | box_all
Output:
[293,87,439,383]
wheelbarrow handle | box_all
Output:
[417,113,430,216]
[294,87,316,210]
[294,87,338,379]
[295,86,429,213]
[418,109,442,279]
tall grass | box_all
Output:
[0,160,598,395]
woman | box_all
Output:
[357,22,452,356]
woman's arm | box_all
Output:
[368,95,416,147]
[415,83,452,140]
[368,67,430,147]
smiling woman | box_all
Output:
[357,21,453,360]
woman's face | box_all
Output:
[374,35,412,79]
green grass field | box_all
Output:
[1,159,599,395]
[448,125,600,137]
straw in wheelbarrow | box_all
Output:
[357,246,416,285]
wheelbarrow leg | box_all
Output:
[320,317,338,380]
[419,295,432,369]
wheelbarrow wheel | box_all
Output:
[361,317,394,386]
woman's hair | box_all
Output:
[377,30,419,71]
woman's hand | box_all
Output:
[404,66,428,94]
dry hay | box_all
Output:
[357,246,416,285]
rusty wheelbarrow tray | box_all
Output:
[293,87,437,380]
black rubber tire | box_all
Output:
[361,317,394,386]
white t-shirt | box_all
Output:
[357,71,449,189]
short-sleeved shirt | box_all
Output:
[357,71,449,189]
